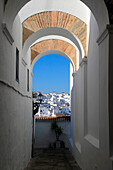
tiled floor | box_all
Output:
[24,148,81,170]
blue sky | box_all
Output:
[32,54,70,94]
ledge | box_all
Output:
[2,23,14,45]
[22,58,27,67]
[75,142,81,153]
[72,72,77,77]
[79,58,87,67]
[0,79,31,99]
[84,134,99,149]
[97,24,113,45]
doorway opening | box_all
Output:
[32,53,72,150]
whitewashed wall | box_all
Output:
[0,2,32,169]
[70,13,112,170]
[82,14,100,170]
[35,120,70,148]
[87,14,99,140]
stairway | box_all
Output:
[24,148,81,170]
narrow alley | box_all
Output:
[1,1,113,170]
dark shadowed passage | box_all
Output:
[24,148,81,170]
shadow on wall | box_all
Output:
[34,120,70,148]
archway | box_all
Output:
[31,50,75,73]
[22,27,84,62]
[0,0,112,170]
[32,53,72,149]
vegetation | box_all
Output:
[51,120,63,141]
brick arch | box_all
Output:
[31,39,77,71]
[23,11,87,56]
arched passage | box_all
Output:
[31,35,80,70]
[31,50,75,73]
[1,1,113,170]
[30,39,77,71]
[32,53,72,149]
[22,11,87,56]
[22,27,84,62]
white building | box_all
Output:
[54,107,61,114]
[61,107,70,115]
[40,107,49,117]
[35,92,70,117]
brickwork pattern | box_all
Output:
[23,11,87,56]
[31,39,77,70]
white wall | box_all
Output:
[87,13,99,142]
[82,14,100,170]
[0,3,32,170]
[70,13,112,170]
[74,68,82,153]
[0,85,32,170]
[70,58,87,167]
[35,120,70,148]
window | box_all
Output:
[27,69,29,92]
[16,48,19,82]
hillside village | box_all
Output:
[33,92,71,117]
